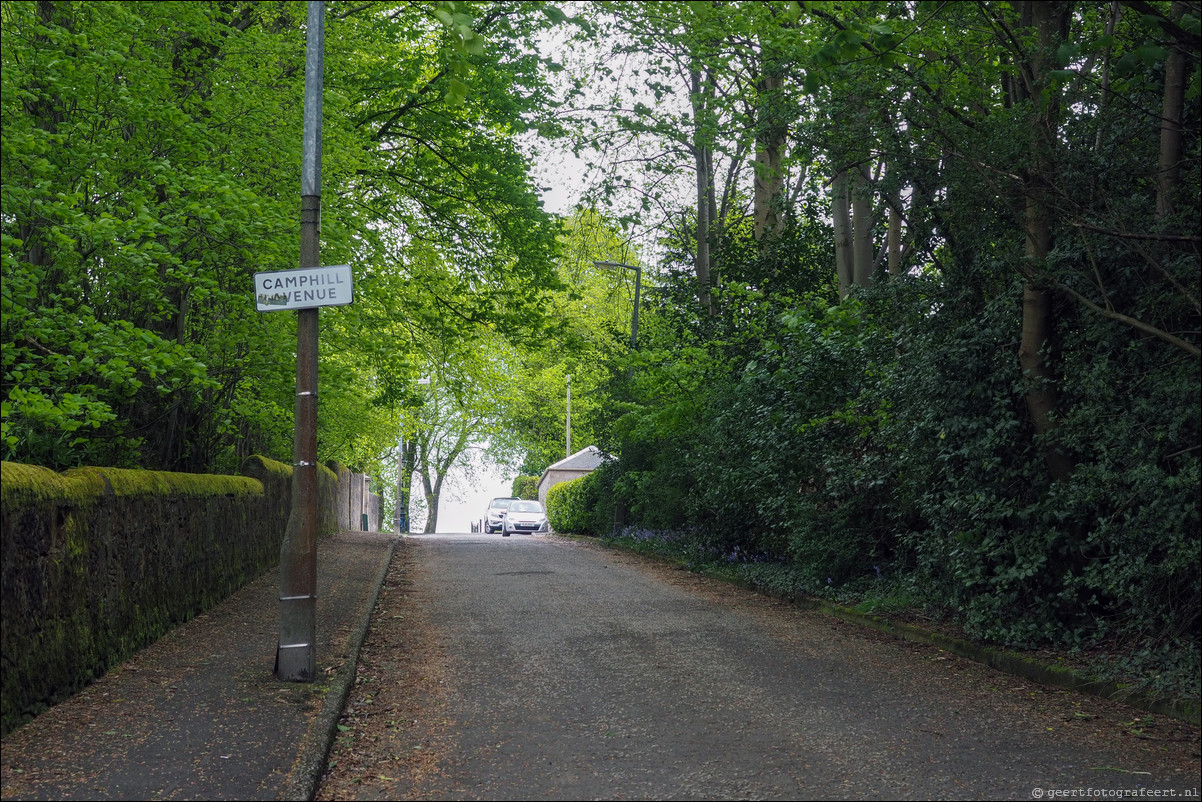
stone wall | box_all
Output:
[324,461,382,532]
[0,457,381,735]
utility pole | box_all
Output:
[277,0,324,682]
[566,373,571,457]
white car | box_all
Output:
[484,497,519,534]
[502,500,549,536]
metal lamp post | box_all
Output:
[276,0,324,683]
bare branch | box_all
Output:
[1053,281,1201,357]
[1069,220,1202,244]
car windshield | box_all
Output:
[489,498,514,510]
[509,501,543,513]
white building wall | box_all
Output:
[537,468,589,506]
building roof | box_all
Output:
[541,445,608,475]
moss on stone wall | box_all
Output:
[241,454,292,481]
[2,462,86,503]
[1,460,276,735]
[63,466,261,497]
[1,456,380,736]
[318,461,339,538]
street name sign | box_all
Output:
[255,264,353,312]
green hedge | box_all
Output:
[546,471,606,535]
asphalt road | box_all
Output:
[334,533,1200,801]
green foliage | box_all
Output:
[2,1,569,478]
[594,260,1198,676]
[556,0,1200,695]
[1,0,301,471]
[511,474,539,500]
[496,210,642,476]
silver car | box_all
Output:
[502,500,549,536]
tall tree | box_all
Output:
[2,0,306,471]
[496,209,639,475]
[1014,0,1076,482]
[831,168,855,297]
[1154,0,1190,219]
[573,2,815,312]
[2,0,572,474]
[411,386,483,534]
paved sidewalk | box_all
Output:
[0,530,397,802]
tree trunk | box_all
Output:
[416,426,471,534]
[1156,1,1188,219]
[753,70,785,247]
[851,163,875,287]
[415,437,440,534]
[832,169,854,299]
[1016,0,1074,483]
[888,201,903,276]
[1019,176,1074,480]
[1093,1,1121,152]
[885,162,905,276]
[691,66,713,314]
[422,469,441,534]
[399,438,418,532]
